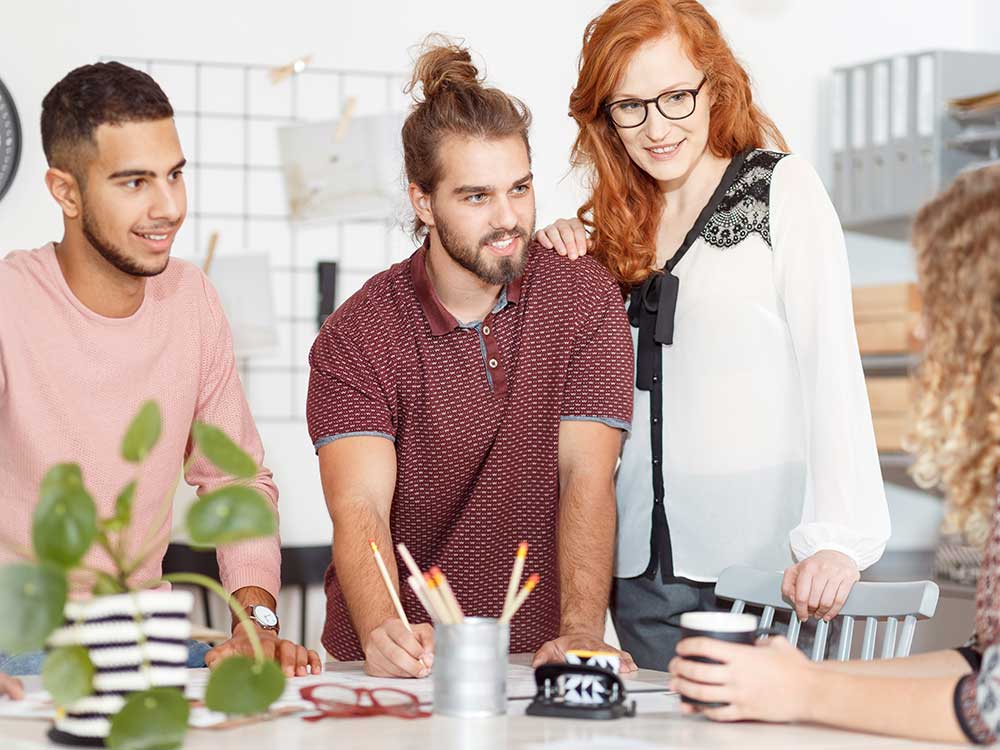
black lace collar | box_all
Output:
[699,149,789,250]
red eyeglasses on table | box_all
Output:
[300,684,431,720]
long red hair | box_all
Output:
[569,0,788,287]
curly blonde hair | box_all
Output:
[906,165,1000,546]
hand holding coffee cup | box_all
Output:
[675,612,783,708]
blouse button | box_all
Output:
[483,325,491,335]
[488,358,498,369]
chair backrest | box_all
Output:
[714,565,940,661]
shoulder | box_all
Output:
[524,241,622,303]
[0,245,53,289]
[768,152,828,197]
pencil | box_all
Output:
[424,572,454,624]
[431,566,464,623]
[499,573,540,625]
[501,541,528,621]
[369,539,411,628]
[407,574,440,624]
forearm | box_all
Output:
[332,506,398,651]
[800,665,966,743]
[558,477,615,635]
[816,648,972,678]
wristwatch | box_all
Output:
[245,604,280,634]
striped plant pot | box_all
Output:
[45,590,193,746]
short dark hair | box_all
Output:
[41,61,173,176]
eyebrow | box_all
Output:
[453,172,533,196]
[108,158,187,180]
[611,82,694,100]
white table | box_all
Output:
[0,656,972,749]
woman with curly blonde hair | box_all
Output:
[669,165,1000,745]
[908,169,1000,548]
[536,0,889,666]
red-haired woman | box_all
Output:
[537,0,890,668]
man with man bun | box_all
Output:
[307,37,636,676]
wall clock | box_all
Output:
[0,77,22,203]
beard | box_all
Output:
[435,214,533,286]
[81,204,171,278]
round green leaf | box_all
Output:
[191,422,257,479]
[43,646,94,707]
[0,563,67,653]
[32,464,98,569]
[121,401,162,463]
[113,481,137,527]
[204,656,285,715]
[186,486,276,546]
[107,687,189,750]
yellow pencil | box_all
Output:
[501,541,529,621]
[499,573,540,625]
[431,566,464,623]
[369,539,411,629]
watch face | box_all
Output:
[0,77,21,203]
[252,605,279,628]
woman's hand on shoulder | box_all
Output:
[535,218,591,260]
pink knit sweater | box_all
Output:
[0,244,280,597]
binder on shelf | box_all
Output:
[890,55,913,216]
[869,60,892,218]
[831,70,850,218]
[849,66,869,221]
[914,53,938,206]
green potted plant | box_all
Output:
[0,401,286,748]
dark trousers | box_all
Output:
[611,574,835,670]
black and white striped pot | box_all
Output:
[45,590,193,746]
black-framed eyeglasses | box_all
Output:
[604,78,707,129]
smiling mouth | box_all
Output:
[135,232,170,241]
[646,140,684,155]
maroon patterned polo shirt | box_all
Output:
[307,241,633,660]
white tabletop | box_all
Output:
[0,656,971,749]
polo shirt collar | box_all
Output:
[410,238,523,336]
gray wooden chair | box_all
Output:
[714,565,940,661]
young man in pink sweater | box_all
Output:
[0,62,319,677]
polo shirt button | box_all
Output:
[483,325,491,335]
[488,358,498,368]
[652,375,659,383]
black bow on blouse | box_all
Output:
[628,271,679,391]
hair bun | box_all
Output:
[407,35,482,100]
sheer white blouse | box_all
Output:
[615,150,891,581]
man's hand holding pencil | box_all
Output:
[362,617,435,679]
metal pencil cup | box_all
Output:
[433,617,509,717]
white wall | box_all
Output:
[3,2,998,619]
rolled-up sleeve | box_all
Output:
[560,263,634,432]
[306,315,396,452]
[770,155,891,570]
